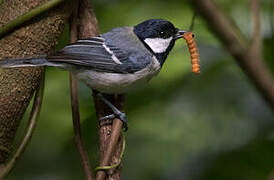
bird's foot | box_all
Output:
[99,112,128,131]
[97,93,128,131]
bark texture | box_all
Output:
[0,0,71,163]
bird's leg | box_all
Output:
[99,114,116,121]
[97,93,128,131]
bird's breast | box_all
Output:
[75,57,161,94]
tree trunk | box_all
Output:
[0,0,71,163]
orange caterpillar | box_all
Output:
[182,32,200,74]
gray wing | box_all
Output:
[47,36,149,73]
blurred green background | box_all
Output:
[7,0,274,179]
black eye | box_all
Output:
[160,31,166,37]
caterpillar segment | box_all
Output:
[182,32,200,74]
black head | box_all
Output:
[133,19,185,65]
[134,19,177,40]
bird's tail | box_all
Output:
[0,56,58,68]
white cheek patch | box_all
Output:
[144,37,173,53]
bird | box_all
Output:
[0,19,186,130]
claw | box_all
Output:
[117,112,128,131]
[97,93,129,131]
[99,113,128,131]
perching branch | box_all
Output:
[0,72,45,179]
[93,93,124,180]
[69,1,94,179]
[99,125,124,180]
[188,0,274,109]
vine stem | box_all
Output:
[95,133,125,172]
[69,0,94,179]
[0,0,65,38]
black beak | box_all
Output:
[174,29,186,40]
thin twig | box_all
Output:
[69,1,94,179]
[0,0,65,38]
[70,74,94,180]
[0,71,45,179]
[250,0,262,57]
[189,0,274,109]
[189,12,197,31]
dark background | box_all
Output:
[8,0,274,179]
